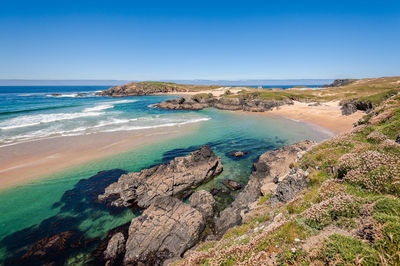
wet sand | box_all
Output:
[0,125,197,190]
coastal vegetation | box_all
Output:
[174,79,400,265]
[231,77,400,106]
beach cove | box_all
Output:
[0,86,336,264]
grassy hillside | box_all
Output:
[175,86,400,265]
[229,77,400,106]
[116,81,219,92]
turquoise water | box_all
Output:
[0,86,330,264]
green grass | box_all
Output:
[319,234,380,265]
[358,89,399,105]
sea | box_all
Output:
[0,85,330,264]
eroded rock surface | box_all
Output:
[215,140,315,235]
[124,196,206,265]
[104,232,126,263]
[189,190,216,220]
[99,146,222,208]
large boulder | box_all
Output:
[189,190,216,220]
[99,146,222,208]
[123,196,206,265]
[104,232,126,265]
[215,140,315,235]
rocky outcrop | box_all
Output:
[215,140,315,235]
[123,196,207,265]
[153,95,292,112]
[323,79,357,88]
[396,134,400,144]
[340,99,373,115]
[270,168,309,203]
[99,146,222,209]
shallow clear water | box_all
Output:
[0,86,329,264]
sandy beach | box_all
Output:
[0,100,362,190]
[265,101,364,134]
[0,125,197,190]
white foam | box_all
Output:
[83,104,114,112]
[108,99,138,104]
[102,117,210,132]
[0,112,103,130]
[46,93,78,98]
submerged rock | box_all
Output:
[228,151,249,158]
[222,179,243,191]
[123,196,206,265]
[215,140,315,235]
[15,231,85,265]
[99,146,223,209]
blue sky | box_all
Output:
[0,0,399,80]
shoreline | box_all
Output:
[0,124,198,191]
[262,101,363,135]
[0,100,360,191]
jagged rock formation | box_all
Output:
[123,194,214,265]
[99,146,222,208]
[215,140,315,235]
[153,95,292,112]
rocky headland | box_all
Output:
[152,94,292,112]
[97,82,217,97]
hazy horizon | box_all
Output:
[0,79,335,86]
